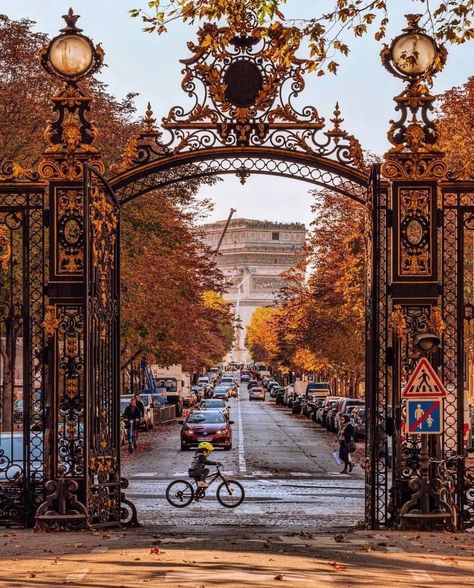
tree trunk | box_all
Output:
[1,314,21,432]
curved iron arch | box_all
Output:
[109,147,369,205]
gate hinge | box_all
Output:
[387,209,393,227]
[437,208,443,227]
[43,209,50,227]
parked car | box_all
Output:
[0,432,44,480]
[120,393,154,430]
[200,398,230,420]
[268,382,280,397]
[292,395,304,414]
[325,399,343,431]
[179,410,233,450]
[151,393,167,407]
[249,387,265,401]
[274,387,285,405]
[334,398,365,431]
[317,396,343,428]
[352,406,366,439]
[305,381,332,398]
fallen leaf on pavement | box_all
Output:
[330,561,347,571]
[134,557,141,561]
[149,547,160,555]
[333,535,345,543]
[274,574,284,581]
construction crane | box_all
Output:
[210,207,236,264]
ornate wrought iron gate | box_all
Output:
[1,8,474,532]
[0,185,46,526]
[84,166,122,526]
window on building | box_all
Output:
[272,232,280,241]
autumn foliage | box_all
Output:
[0,15,233,373]
[246,191,366,392]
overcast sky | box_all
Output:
[3,1,473,228]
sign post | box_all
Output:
[400,358,450,528]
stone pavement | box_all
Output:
[1,526,473,587]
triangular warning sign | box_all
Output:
[402,358,447,398]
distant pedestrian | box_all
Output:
[134,394,145,420]
[338,414,355,474]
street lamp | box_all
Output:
[41,8,103,82]
[382,14,446,81]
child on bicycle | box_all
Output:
[188,442,222,488]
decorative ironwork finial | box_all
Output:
[404,13,423,31]
[330,103,344,134]
[61,8,82,34]
[144,102,156,132]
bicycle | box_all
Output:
[165,464,245,508]
[126,418,139,453]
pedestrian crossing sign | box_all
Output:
[402,358,447,398]
[406,399,443,434]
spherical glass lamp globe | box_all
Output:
[391,32,437,76]
[49,34,93,78]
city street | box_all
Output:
[123,384,365,531]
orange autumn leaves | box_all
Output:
[246,191,366,383]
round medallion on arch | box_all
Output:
[224,59,263,107]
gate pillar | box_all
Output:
[33,10,126,529]
[377,16,452,529]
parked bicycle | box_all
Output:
[166,464,244,508]
[126,418,139,453]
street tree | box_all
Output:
[438,76,474,174]
[130,1,474,75]
[0,16,232,421]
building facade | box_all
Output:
[201,218,306,363]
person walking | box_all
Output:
[338,414,355,474]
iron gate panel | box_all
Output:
[442,188,474,528]
[0,187,46,526]
[365,164,391,528]
[84,166,121,527]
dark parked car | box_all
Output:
[274,387,285,405]
[179,410,233,450]
[292,395,304,414]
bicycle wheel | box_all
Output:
[216,480,245,508]
[166,480,194,508]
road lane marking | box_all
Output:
[237,400,247,473]
[65,568,89,583]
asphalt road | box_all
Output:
[123,384,365,532]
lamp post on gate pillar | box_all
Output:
[36,9,104,529]
[381,15,451,529]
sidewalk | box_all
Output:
[1,526,473,587]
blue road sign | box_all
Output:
[406,399,443,434]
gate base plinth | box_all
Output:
[35,473,88,532]
[399,511,452,531]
